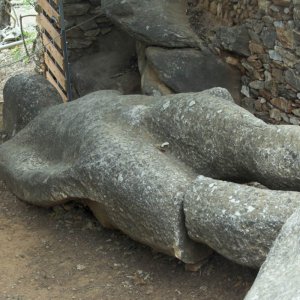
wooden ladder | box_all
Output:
[37,0,72,102]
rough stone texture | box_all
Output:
[146,88,300,190]
[140,63,173,97]
[245,208,300,299]
[216,25,251,56]
[57,0,300,123]
[0,90,212,264]
[187,0,300,124]
[56,0,142,99]
[137,42,173,96]
[3,73,62,138]
[63,0,113,61]
[184,176,300,268]
[1,86,300,268]
[145,47,241,101]
[0,0,10,29]
[71,28,141,97]
[102,0,201,48]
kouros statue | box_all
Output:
[1,74,300,299]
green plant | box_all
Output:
[22,0,36,8]
[24,30,37,42]
[10,45,22,61]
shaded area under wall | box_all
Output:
[70,28,141,98]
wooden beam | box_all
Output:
[37,0,60,25]
[46,71,67,102]
[42,33,64,70]
[37,13,62,48]
[45,52,66,90]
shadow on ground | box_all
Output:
[0,181,256,300]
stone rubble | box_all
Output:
[188,0,300,125]
[40,0,300,125]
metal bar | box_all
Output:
[20,14,36,58]
[0,40,24,50]
[57,0,72,102]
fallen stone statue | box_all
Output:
[1,74,300,297]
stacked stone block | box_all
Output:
[63,0,113,61]
[191,0,300,124]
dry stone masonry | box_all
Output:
[63,0,112,61]
[60,0,141,98]
[188,0,300,125]
[59,0,300,126]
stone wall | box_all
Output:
[62,0,140,98]
[188,0,300,124]
[61,0,300,125]
[63,0,113,62]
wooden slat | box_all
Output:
[46,71,67,102]
[42,33,64,70]
[37,14,62,48]
[45,52,66,90]
[37,0,60,25]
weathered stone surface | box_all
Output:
[216,25,251,56]
[71,28,141,97]
[0,90,212,264]
[145,89,300,191]
[63,3,90,16]
[141,63,173,96]
[285,69,300,90]
[184,176,300,268]
[3,73,62,138]
[1,86,300,269]
[245,208,300,299]
[102,0,201,48]
[61,0,300,125]
[145,47,241,101]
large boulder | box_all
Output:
[144,47,241,101]
[3,73,62,138]
[102,0,201,48]
[245,208,300,299]
[1,87,300,268]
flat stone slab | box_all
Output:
[145,47,241,101]
[102,0,201,48]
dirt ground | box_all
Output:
[0,181,257,300]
